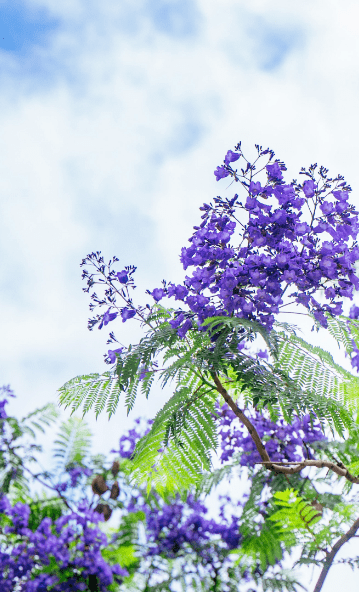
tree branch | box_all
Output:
[256,460,359,484]
[212,372,359,485]
[313,515,359,592]
[212,372,271,463]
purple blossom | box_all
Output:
[303,180,316,197]
[217,403,326,467]
[68,466,92,488]
[162,144,359,334]
[0,497,128,591]
[349,305,359,319]
[151,288,165,302]
[117,269,129,284]
[98,308,118,329]
[139,367,150,381]
[266,162,283,181]
[214,166,230,181]
[224,150,240,165]
[121,308,136,322]
[107,348,123,363]
[0,400,8,420]
[167,284,188,300]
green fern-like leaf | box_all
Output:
[21,403,59,438]
[58,372,123,418]
[238,523,284,572]
[269,489,322,544]
[130,385,218,494]
[261,571,306,592]
[274,332,358,435]
[53,416,92,469]
[326,314,354,353]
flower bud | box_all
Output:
[91,475,108,495]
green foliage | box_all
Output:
[0,404,59,501]
[21,403,59,438]
[53,416,92,469]
[130,384,218,494]
[58,310,359,500]
[275,332,358,435]
[326,314,357,353]
[27,495,65,531]
[58,371,123,418]
[269,489,322,544]
[260,571,306,592]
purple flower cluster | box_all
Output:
[114,422,243,563]
[68,465,93,488]
[0,386,14,421]
[153,145,359,335]
[112,418,152,459]
[347,304,359,372]
[135,494,241,561]
[0,497,127,591]
[217,403,326,466]
[55,465,93,492]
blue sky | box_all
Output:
[0,1,359,586]
[0,0,58,52]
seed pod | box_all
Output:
[91,475,108,495]
[111,461,120,476]
[103,505,112,521]
[110,481,120,500]
[311,501,324,514]
[94,503,112,521]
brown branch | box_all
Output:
[256,461,359,484]
[211,372,359,485]
[312,515,359,592]
[212,373,271,463]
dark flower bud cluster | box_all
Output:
[152,144,359,335]
[217,402,326,466]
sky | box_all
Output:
[0,0,359,588]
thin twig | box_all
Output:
[312,515,359,592]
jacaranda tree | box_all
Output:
[4,143,359,590]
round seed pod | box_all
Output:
[91,475,108,495]
[111,461,120,476]
[94,503,112,521]
[310,501,324,514]
[110,481,120,500]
